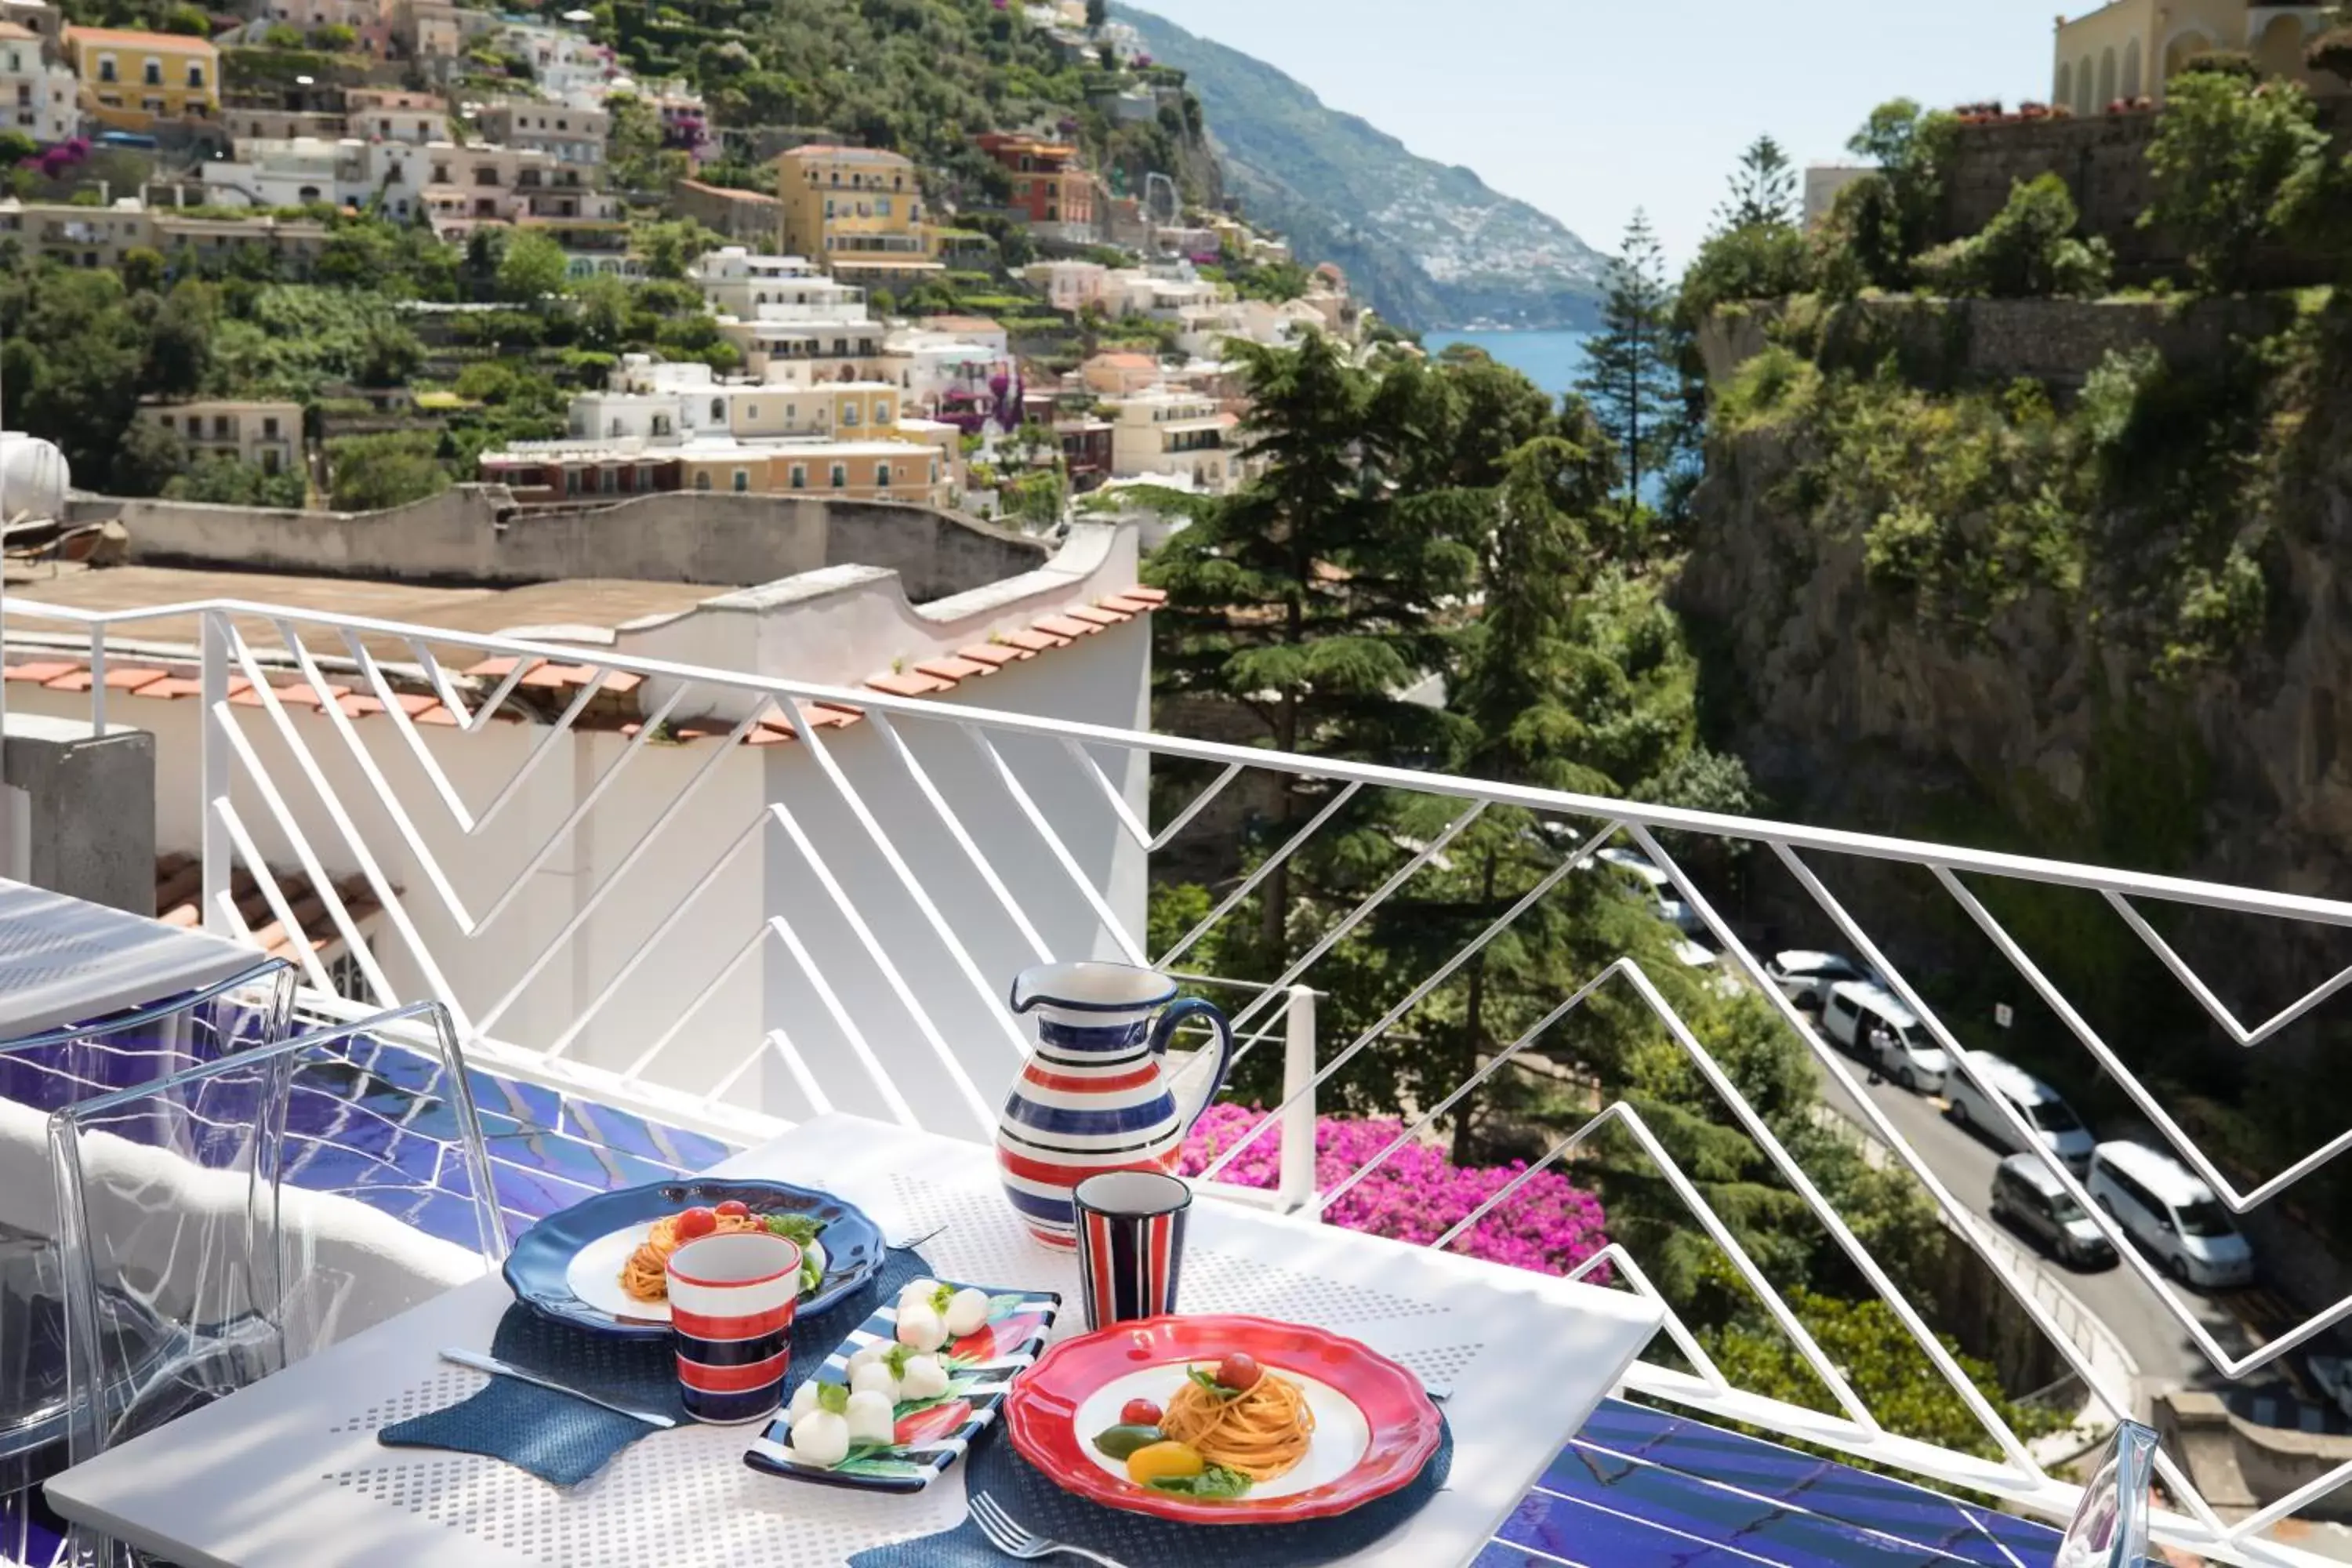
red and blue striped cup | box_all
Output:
[1072,1170,1192,1331]
[666,1231,800,1425]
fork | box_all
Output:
[967,1492,1130,1566]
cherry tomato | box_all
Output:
[674,1206,718,1240]
[713,1200,751,1220]
[1215,1352,1262,1392]
[1125,1440,1204,1486]
[1120,1397,1163,1427]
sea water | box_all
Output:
[1422,328,1595,399]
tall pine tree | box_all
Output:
[1149,332,1482,964]
[1575,211,1680,521]
[1714,135,1799,232]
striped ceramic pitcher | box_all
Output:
[996,961,1235,1248]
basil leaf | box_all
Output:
[1147,1465,1254,1498]
[1187,1367,1244,1401]
[815,1381,849,1416]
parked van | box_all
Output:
[1820,982,1949,1093]
[1991,1152,2114,1269]
[1945,1051,2096,1173]
[2086,1141,2253,1288]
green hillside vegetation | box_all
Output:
[593,0,1216,207]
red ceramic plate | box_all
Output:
[1003,1314,1442,1525]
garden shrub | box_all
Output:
[1180,1105,1612,1279]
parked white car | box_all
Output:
[1764,949,1871,1009]
[1597,848,1704,937]
[1820,981,1949,1094]
[2086,1140,2254,1289]
[1944,1051,2096,1173]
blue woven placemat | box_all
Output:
[381,1247,935,1487]
[851,1414,1453,1568]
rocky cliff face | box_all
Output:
[1673,295,2352,1213]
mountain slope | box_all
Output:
[1117,4,1606,332]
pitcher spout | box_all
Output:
[1008,960,1180,1016]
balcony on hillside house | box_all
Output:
[0,507,2346,1566]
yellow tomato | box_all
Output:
[1125,1440,1206,1486]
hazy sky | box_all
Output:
[1128,1,2080,265]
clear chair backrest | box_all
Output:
[0,962,293,1487]
[2051,1418,2158,1568]
[47,1001,505,1472]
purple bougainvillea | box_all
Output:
[1179,1105,1611,1283]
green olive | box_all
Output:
[1090,1423,1167,1460]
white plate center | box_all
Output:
[1071,1364,1370,1501]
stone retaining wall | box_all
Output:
[67,485,1047,603]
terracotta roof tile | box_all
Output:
[601,670,645,694]
[916,655,993,681]
[808,703,863,728]
[42,670,93,691]
[956,643,1032,667]
[153,857,384,962]
[464,656,524,678]
[413,703,459,726]
[998,627,1068,653]
[1065,605,1127,626]
[1123,585,1169,604]
[865,670,953,698]
[1099,593,1157,614]
[519,661,599,689]
[5,660,79,684]
[103,666,170,691]
[1033,615,1098,640]
[140,677,207,700]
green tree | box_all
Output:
[496,229,571,302]
[1715,135,1798,231]
[328,433,448,511]
[635,218,723,280]
[1844,99,1959,264]
[2142,71,2329,289]
[1915,174,2112,299]
[1149,334,1482,960]
[165,456,305,509]
[108,419,188,496]
[1704,1288,2068,1462]
[1576,210,1679,519]
[119,247,166,295]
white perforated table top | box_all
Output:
[46,1113,1662,1568]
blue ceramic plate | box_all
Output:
[742,1280,1062,1492]
[503,1177,884,1340]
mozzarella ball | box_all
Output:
[895,1300,949,1352]
[786,1378,824,1422]
[788,1409,849,1467]
[943,1287,990,1338]
[897,1354,950,1402]
[846,1343,889,1374]
[849,1359,899,1402]
[844,1388,895,1446]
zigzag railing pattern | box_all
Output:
[8,593,2352,1563]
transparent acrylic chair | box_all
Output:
[44,1001,506,1566]
[0,958,296,1568]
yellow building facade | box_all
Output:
[773,145,941,277]
[2051,0,2329,112]
[65,25,217,130]
[680,441,944,504]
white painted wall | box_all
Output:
[4,529,1153,1144]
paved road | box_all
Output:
[1808,1043,2320,1423]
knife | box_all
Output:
[440,1347,679,1429]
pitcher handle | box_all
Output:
[1149,997,1235,1138]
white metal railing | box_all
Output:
[9,591,2352,1563]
